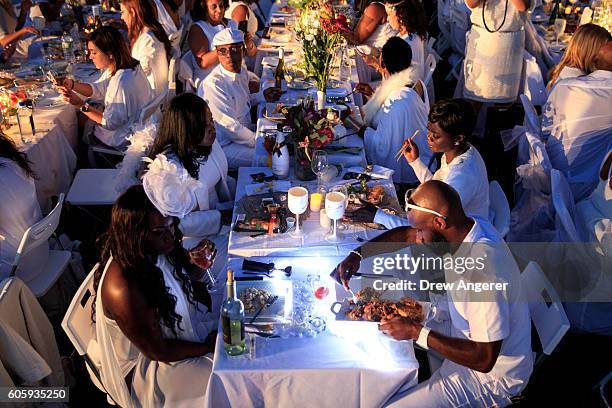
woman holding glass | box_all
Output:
[463,0,530,103]
[143,93,235,283]
[120,0,173,98]
[58,26,154,149]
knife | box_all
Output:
[250,295,278,324]
[235,276,264,281]
[353,272,394,278]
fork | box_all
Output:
[250,295,279,324]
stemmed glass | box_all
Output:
[311,150,328,190]
[325,191,346,242]
[189,244,219,292]
[288,186,309,237]
[553,19,566,46]
[331,184,349,231]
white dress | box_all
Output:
[187,20,226,87]
[362,3,398,49]
[464,0,525,102]
[400,33,426,81]
[153,0,179,38]
[89,66,154,148]
[132,30,169,99]
[225,1,258,36]
[542,70,612,201]
[0,158,49,282]
[95,255,216,408]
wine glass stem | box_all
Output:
[296,213,300,234]
[333,219,337,238]
[317,174,321,190]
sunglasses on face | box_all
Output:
[217,45,244,56]
[404,190,448,220]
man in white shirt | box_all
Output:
[334,180,533,407]
[542,41,612,202]
[198,27,280,168]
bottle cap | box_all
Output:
[227,269,234,282]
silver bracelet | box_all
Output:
[349,249,362,260]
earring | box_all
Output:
[454,142,460,146]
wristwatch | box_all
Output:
[416,326,431,350]
[80,102,91,113]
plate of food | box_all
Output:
[236,279,293,324]
[331,286,429,325]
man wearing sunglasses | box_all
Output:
[199,28,281,169]
[334,180,533,406]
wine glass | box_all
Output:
[553,19,566,45]
[308,274,330,300]
[325,191,346,242]
[189,243,219,292]
[331,184,349,231]
[311,150,328,189]
[288,186,309,237]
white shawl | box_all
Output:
[363,66,423,127]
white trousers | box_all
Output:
[221,143,255,169]
[385,360,514,408]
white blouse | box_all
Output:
[469,0,524,32]
[225,1,258,36]
[132,30,169,98]
[0,158,48,282]
[89,66,154,148]
[190,20,226,84]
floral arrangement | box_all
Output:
[0,89,27,117]
[287,0,316,10]
[295,7,349,91]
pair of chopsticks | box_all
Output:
[394,130,419,162]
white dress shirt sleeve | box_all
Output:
[373,210,411,229]
[409,157,434,183]
[101,76,130,132]
[179,209,222,237]
[88,71,112,101]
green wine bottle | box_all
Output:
[549,0,561,24]
[221,269,246,356]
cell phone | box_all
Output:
[262,26,271,39]
[238,20,248,34]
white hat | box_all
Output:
[212,28,245,48]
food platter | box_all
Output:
[236,278,293,324]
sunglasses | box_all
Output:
[404,189,447,220]
[217,45,244,56]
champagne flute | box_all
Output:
[325,191,346,242]
[311,150,328,190]
[288,186,309,237]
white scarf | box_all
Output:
[363,66,422,126]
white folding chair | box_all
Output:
[551,169,583,242]
[489,180,510,238]
[168,26,183,53]
[9,194,71,297]
[167,50,179,105]
[521,261,570,367]
[139,90,168,126]
[520,94,541,138]
[423,53,437,88]
[61,264,112,399]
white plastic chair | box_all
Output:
[521,261,570,366]
[423,53,437,88]
[489,181,510,238]
[167,50,179,104]
[138,89,168,126]
[67,169,123,206]
[61,264,111,398]
[551,169,583,242]
[9,194,71,297]
[520,94,541,137]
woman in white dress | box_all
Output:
[225,0,258,37]
[0,0,38,60]
[58,26,154,149]
[92,185,218,408]
[342,0,397,49]
[463,0,530,103]
[120,0,173,98]
[143,93,234,282]
[547,23,611,89]
[187,0,256,86]
[384,0,428,80]
[0,132,48,282]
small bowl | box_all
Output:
[285,217,296,230]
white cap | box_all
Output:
[212,28,245,48]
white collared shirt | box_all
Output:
[440,217,533,395]
[89,66,154,148]
[198,64,265,147]
[132,30,169,98]
[542,70,612,200]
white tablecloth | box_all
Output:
[205,256,420,408]
[4,102,78,211]
[227,167,398,257]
